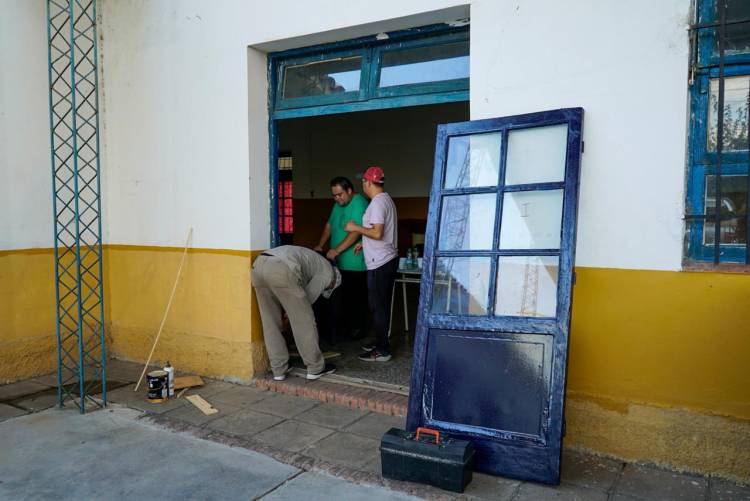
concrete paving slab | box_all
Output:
[105,359,154,383]
[0,403,29,421]
[561,450,623,492]
[362,455,382,474]
[29,373,127,389]
[30,373,61,387]
[515,481,609,500]
[208,385,272,407]
[15,392,58,412]
[304,431,380,469]
[162,399,240,426]
[254,419,335,452]
[262,471,420,500]
[343,411,405,440]
[106,383,187,414]
[206,408,284,437]
[190,379,237,398]
[248,393,319,418]
[0,407,299,500]
[616,464,708,500]
[711,479,750,500]
[295,403,369,430]
[0,379,51,401]
[463,472,520,500]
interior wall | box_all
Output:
[278,103,468,248]
[278,103,469,200]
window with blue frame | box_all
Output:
[687,0,750,264]
[272,28,469,114]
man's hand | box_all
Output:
[344,220,359,233]
[353,243,363,256]
[313,245,323,252]
[326,248,339,261]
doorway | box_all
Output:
[275,102,469,388]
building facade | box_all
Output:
[1,0,748,482]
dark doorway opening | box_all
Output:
[275,102,469,388]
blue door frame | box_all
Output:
[407,108,584,484]
[267,23,469,247]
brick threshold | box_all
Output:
[252,374,408,417]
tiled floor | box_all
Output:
[2,360,748,500]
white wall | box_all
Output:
[0,1,53,250]
[278,103,469,199]
[6,0,691,270]
[99,0,469,251]
[470,0,691,270]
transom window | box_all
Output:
[686,0,750,264]
[271,28,469,116]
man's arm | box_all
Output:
[326,231,360,260]
[314,223,332,251]
[344,221,384,240]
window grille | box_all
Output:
[687,0,750,264]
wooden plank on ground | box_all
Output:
[173,375,204,390]
[185,395,218,415]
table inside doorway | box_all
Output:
[389,262,422,336]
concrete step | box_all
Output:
[252,372,408,417]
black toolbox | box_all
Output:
[380,427,475,493]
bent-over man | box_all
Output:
[252,245,340,380]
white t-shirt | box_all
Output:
[362,192,398,270]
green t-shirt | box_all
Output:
[328,193,368,271]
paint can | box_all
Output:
[146,370,169,402]
[164,361,174,397]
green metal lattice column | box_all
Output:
[46,0,106,413]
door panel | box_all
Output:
[498,190,564,249]
[425,330,551,438]
[407,108,584,485]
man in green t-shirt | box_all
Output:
[314,176,369,340]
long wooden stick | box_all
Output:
[134,228,193,391]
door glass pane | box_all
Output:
[431,257,491,315]
[708,76,749,152]
[438,194,496,250]
[505,124,568,185]
[379,41,469,88]
[500,190,564,249]
[703,174,748,245]
[444,133,502,189]
[283,57,362,99]
[495,256,559,318]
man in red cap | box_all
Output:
[345,166,398,362]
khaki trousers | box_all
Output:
[251,255,325,377]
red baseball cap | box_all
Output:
[358,166,385,184]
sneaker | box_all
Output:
[358,350,392,362]
[272,366,293,381]
[361,342,377,352]
[306,363,337,380]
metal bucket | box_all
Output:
[146,370,169,402]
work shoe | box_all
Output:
[273,366,293,381]
[361,342,377,352]
[358,350,392,362]
[306,363,337,380]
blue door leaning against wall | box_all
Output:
[407,108,584,484]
